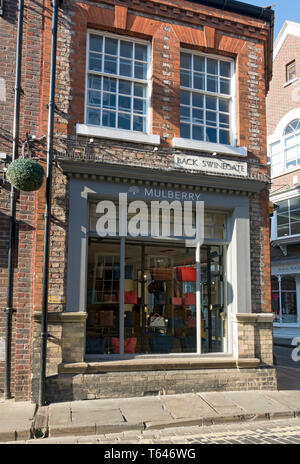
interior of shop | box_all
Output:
[86,238,227,356]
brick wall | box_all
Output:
[267,34,300,136]
[0,0,44,400]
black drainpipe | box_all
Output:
[4,0,24,400]
[39,0,61,407]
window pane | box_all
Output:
[278,224,289,237]
[102,110,116,127]
[104,55,117,74]
[134,98,146,115]
[181,91,190,106]
[219,98,229,113]
[135,44,147,61]
[194,55,205,72]
[89,52,102,72]
[119,95,131,112]
[88,90,101,107]
[181,70,192,88]
[133,115,145,132]
[88,75,102,90]
[282,276,296,291]
[181,106,190,122]
[206,127,217,143]
[194,73,205,90]
[219,130,230,145]
[291,221,300,235]
[103,77,116,93]
[120,41,133,58]
[134,83,146,98]
[134,62,147,79]
[90,35,103,52]
[103,92,116,110]
[207,58,218,75]
[220,78,230,95]
[181,53,192,69]
[119,80,132,95]
[206,111,217,127]
[289,197,300,210]
[206,96,217,110]
[180,123,190,139]
[192,108,203,125]
[105,38,118,55]
[192,125,204,141]
[120,58,132,77]
[219,113,229,128]
[192,93,203,108]
[207,76,218,92]
[87,108,100,125]
[118,112,131,130]
[220,61,230,77]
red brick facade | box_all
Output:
[0,0,274,401]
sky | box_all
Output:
[245,0,300,40]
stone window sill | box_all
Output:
[283,77,299,88]
[172,138,247,157]
[76,124,161,146]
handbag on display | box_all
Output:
[184,292,196,305]
[111,337,137,354]
[177,266,196,282]
[151,268,174,281]
[118,290,137,304]
[149,335,174,353]
[171,297,182,305]
[98,310,114,327]
[149,313,167,328]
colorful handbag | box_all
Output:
[151,268,174,281]
[118,290,137,304]
[177,267,196,282]
[172,297,182,305]
[149,314,167,328]
[184,292,196,305]
[111,337,137,354]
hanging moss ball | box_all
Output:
[7,158,45,192]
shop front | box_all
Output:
[30,163,276,403]
[271,262,300,338]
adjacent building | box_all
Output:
[268,21,300,340]
[0,0,276,403]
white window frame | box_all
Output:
[268,110,300,178]
[271,192,300,241]
[173,49,240,156]
[77,30,160,145]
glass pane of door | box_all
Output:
[86,239,121,355]
[201,246,226,353]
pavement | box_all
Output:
[1,344,300,444]
[3,389,300,443]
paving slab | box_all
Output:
[160,394,216,419]
[264,391,300,412]
[198,392,246,416]
[224,391,291,415]
[0,401,36,442]
[119,397,173,423]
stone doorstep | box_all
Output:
[57,357,261,374]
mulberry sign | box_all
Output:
[174,154,248,177]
